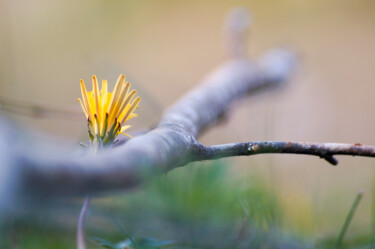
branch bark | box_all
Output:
[196,142,375,166]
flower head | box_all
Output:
[78,74,140,147]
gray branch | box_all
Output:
[3,9,366,212]
[196,142,375,166]
[0,48,296,210]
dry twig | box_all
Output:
[196,141,375,166]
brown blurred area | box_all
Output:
[1,0,375,236]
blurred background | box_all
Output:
[1,0,375,248]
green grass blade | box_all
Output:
[334,190,364,249]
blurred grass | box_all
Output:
[92,162,287,248]
[1,161,375,248]
[0,161,295,248]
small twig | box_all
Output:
[0,96,81,119]
[224,7,252,58]
[335,190,364,249]
[77,195,91,249]
[198,142,375,166]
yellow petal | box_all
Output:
[109,82,130,124]
[108,74,126,120]
[120,125,131,132]
[120,96,141,125]
[119,132,132,138]
[80,79,92,121]
[100,80,108,134]
[78,98,88,118]
[101,80,108,111]
[92,75,101,122]
[117,90,137,121]
[125,113,138,122]
[87,92,96,115]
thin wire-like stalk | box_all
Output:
[77,195,91,249]
[335,190,364,249]
[77,138,104,249]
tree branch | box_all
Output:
[0,9,299,211]
[5,47,294,200]
[196,142,375,166]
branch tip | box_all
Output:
[225,7,252,58]
[323,155,338,166]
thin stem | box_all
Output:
[335,190,364,249]
[77,195,91,249]
[77,132,109,249]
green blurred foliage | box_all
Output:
[0,162,292,248]
[93,162,287,248]
[1,161,375,248]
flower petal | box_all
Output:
[120,96,141,126]
[80,79,92,121]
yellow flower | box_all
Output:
[78,74,141,147]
